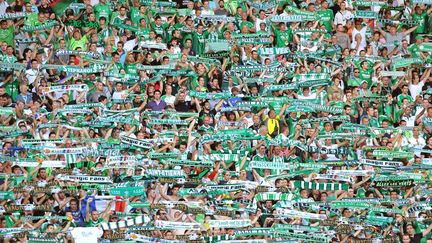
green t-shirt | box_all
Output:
[397,94,413,106]
[408,43,420,58]
[151,22,169,40]
[356,187,366,198]
[412,12,427,34]
[192,31,209,55]
[4,80,19,102]
[0,26,14,46]
[85,217,105,227]
[2,55,17,64]
[94,4,111,20]
[125,64,138,75]
[274,27,292,47]
[130,7,142,25]
[24,13,38,26]
[317,9,334,31]
[239,21,254,31]
[69,36,88,51]
[359,68,373,84]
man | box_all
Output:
[348,68,362,87]
[65,199,84,227]
[377,24,418,53]
[111,5,128,25]
[403,223,432,243]
[0,20,15,49]
[146,90,167,111]
[412,5,432,34]
[85,198,113,227]
[94,0,111,20]
[397,85,413,106]
[333,1,353,26]
[201,0,214,15]
[317,1,334,31]
[16,84,33,108]
[274,22,292,47]
[197,99,223,126]
[334,24,350,50]
[214,0,229,15]
[87,81,110,103]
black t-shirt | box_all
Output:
[175,100,191,112]
[410,233,423,243]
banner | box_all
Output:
[23,21,58,32]
[154,220,201,230]
[145,169,185,178]
[274,208,327,220]
[13,160,66,168]
[354,10,378,19]
[371,149,412,159]
[270,15,315,22]
[360,159,403,167]
[42,84,89,94]
[0,12,27,20]
[120,135,154,149]
[293,181,349,191]
[109,182,146,197]
[373,180,414,188]
[209,220,251,228]
[57,175,113,183]
[100,215,151,230]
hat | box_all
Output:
[361,80,368,84]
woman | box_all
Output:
[195,76,208,92]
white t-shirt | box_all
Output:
[297,92,317,100]
[71,227,103,243]
[25,68,39,85]
[112,90,129,99]
[334,10,354,26]
[255,18,267,32]
[0,1,9,16]
[409,81,424,99]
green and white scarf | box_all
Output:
[360,158,403,167]
[209,220,251,228]
[0,12,27,19]
[254,192,295,201]
[57,175,113,183]
[42,84,89,94]
[274,208,327,220]
[120,135,154,149]
[371,150,413,159]
[145,169,185,178]
[293,181,349,191]
[100,215,151,230]
[23,21,58,31]
[354,10,378,19]
[257,47,291,56]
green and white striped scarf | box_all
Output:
[100,215,151,230]
[293,181,349,191]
